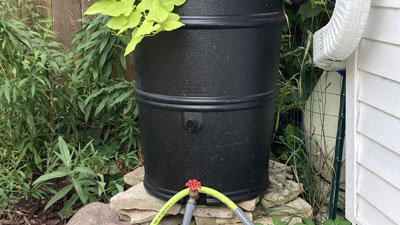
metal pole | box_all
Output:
[328,72,346,219]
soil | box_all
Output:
[0,199,67,225]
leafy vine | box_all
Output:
[85,0,187,55]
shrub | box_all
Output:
[0,1,140,215]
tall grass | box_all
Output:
[273,0,337,222]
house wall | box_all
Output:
[346,0,400,224]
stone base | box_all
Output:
[68,161,313,225]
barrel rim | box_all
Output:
[179,12,285,29]
[134,87,277,112]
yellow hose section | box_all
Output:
[150,188,189,225]
[198,187,238,211]
[150,186,239,225]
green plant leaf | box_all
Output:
[135,20,156,37]
[31,83,36,97]
[119,51,127,70]
[4,83,10,103]
[117,11,142,35]
[298,1,324,21]
[106,15,129,30]
[115,183,124,192]
[31,145,43,171]
[136,0,151,12]
[323,219,335,225]
[335,217,351,225]
[146,0,169,22]
[111,91,131,106]
[124,28,144,55]
[160,0,186,11]
[33,170,69,186]
[0,188,8,201]
[58,136,72,167]
[102,0,134,17]
[94,97,108,117]
[72,178,88,205]
[273,216,282,225]
[167,12,180,21]
[44,184,74,211]
[58,194,79,219]
[85,103,93,122]
[303,218,314,225]
[73,167,97,177]
[162,19,184,31]
[85,0,115,15]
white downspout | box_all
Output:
[313,0,372,71]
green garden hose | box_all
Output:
[150,188,190,225]
[149,182,253,225]
[198,187,237,211]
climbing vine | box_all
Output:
[85,0,186,55]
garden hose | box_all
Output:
[150,188,189,225]
[149,180,254,225]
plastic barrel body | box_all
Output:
[134,0,285,204]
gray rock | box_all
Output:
[269,160,292,175]
[195,216,219,225]
[67,202,130,225]
[194,212,252,225]
[124,166,145,187]
[237,197,259,212]
[141,215,184,225]
[107,160,308,225]
[260,198,313,218]
[180,205,234,219]
[268,162,290,191]
[262,180,303,208]
[216,212,253,224]
[110,183,181,214]
[119,209,157,224]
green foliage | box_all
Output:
[272,0,337,221]
[0,1,140,214]
[33,137,107,217]
[322,217,351,225]
[85,0,186,55]
[0,0,66,209]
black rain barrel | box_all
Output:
[134,0,285,204]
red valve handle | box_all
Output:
[185,179,202,191]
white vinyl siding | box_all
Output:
[346,1,400,224]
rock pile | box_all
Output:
[68,161,312,225]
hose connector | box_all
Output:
[182,179,202,225]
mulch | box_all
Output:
[0,199,67,225]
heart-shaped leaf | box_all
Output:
[84,0,115,15]
[146,0,169,23]
[106,15,129,30]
